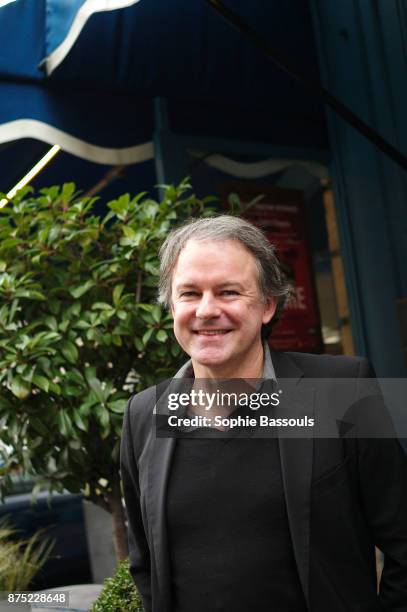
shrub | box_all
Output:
[90,559,143,612]
[0,179,215,558]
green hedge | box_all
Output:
[90,559,143,612]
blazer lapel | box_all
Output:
[147,430,175,609]
[271,350,315,610]
[146,368,193,610]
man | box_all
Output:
[120,215,407,612]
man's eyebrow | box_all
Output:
[217,282,245,289]
[174,281,245,291]
[174,283,197,291]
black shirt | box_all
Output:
[166,434,308,612]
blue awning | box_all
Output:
[0,0,328,168]
[44,0,143,74]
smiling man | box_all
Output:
[120,215,407,612]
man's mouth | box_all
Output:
[193,330,231,335]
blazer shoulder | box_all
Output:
[124,385,157,437]
[283,351,372,378]
[128,385,157,413]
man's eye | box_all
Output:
[222,290,238,296]
[180,291,198,297]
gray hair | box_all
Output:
[158,215,293,335]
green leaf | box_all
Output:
[59,319,70,332]
[1,238,21,249]
[14,290,46,300]
[65,302,81,318]
[66,368,85,385]
[49,299,62,315]
[112,284,125,306]
[171,343,181,357]
[140,311,155,325]
[102,333,112,345]
[156,330,168,343]
[32,374,50,392]
[69,280,95,299]
[100,426,111,439]
[142,328,154,345]
[143,200,159,219]
[61,182,76,201]
[87,377,105,403]
[48,225,61,243]
[108,399,127,414]
[97,405,110,429]
[227,192,242,213]
[122,226,136,238]
[79,400,95,417]
[134,337,144,351]
[57,410,72,436]
[68,439,82,450]
[64,384,83,397]
[37,356,52,376]
[137,304,154,312]
[86,328,96,341]
[92,302,113,311]
[107,193,130,215]
[35,331,61,344]
[111,334,122,346]
[73,409,88,432]
[74,319,90,329]
[84,366,97,384]
[152,305,161,323]
[144,262,160,276]
[61,340,79,364]
[11,376,31,399]
[43,315,58,331]
[48,380,62,395]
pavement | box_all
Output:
[36,585,103,612]
[0,585,103,612]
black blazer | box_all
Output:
[120,351,407,612]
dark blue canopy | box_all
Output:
[0,0,328,192]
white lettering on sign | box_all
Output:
[286,287,307,310]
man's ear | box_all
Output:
[262,297,277,325]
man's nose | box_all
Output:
[195,293,221,318]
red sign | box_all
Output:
[223,185,323,352]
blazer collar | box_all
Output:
[270,348,314,609]
[269,347,304,380]
[173,341,278,380]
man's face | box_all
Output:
[171,239,276,376]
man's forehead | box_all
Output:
[176,241,253,268]
[176,238,254,262]
[172,239,259,287]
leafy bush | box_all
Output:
[90,559,143,612]
[0,521,53,591]
[0,179,215,556]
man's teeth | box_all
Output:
[196,330,229,335]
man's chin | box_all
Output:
[191,348,231,369]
